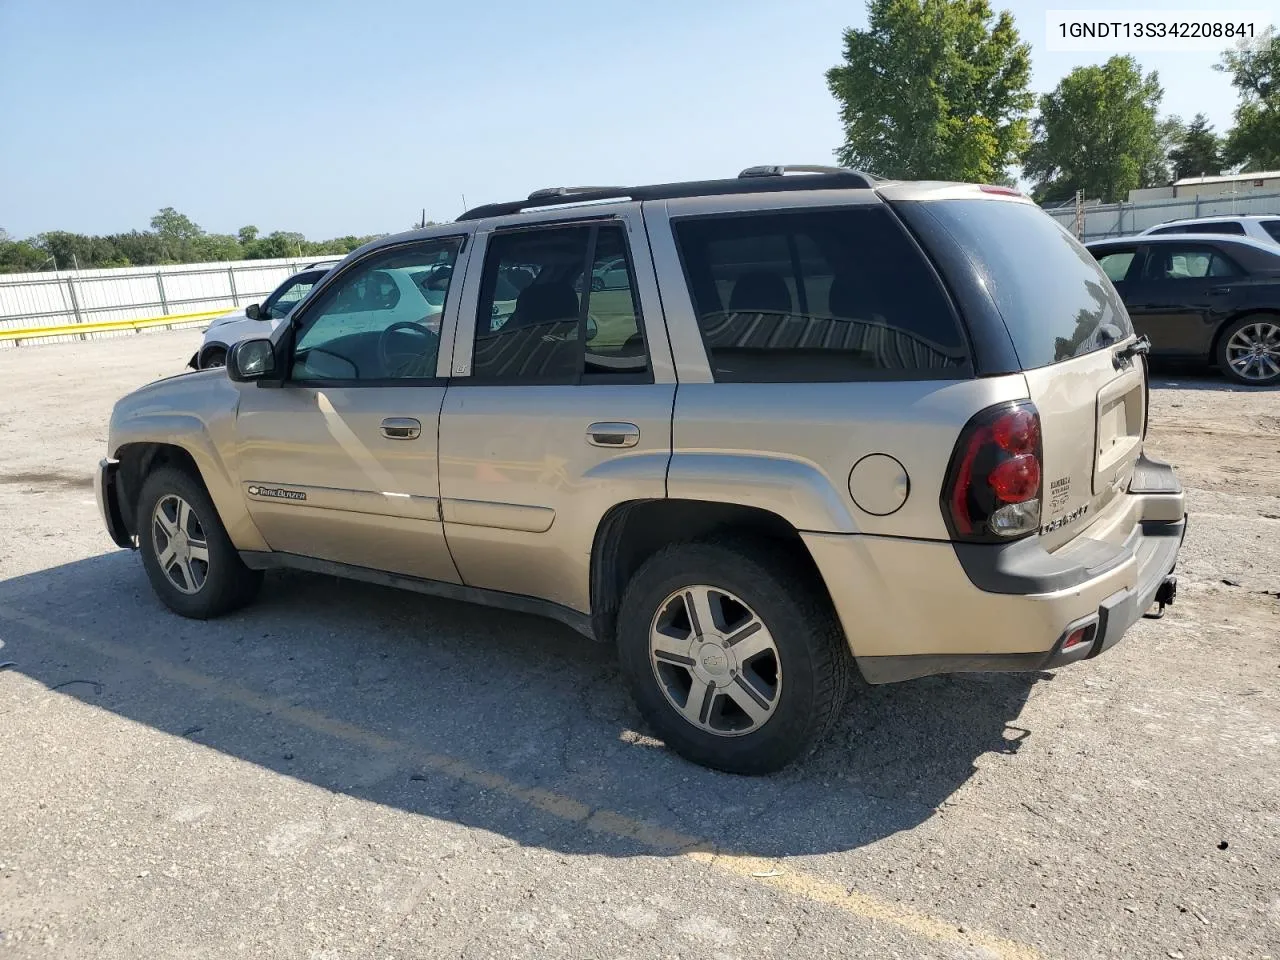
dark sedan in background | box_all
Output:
[1087,234,1280,386]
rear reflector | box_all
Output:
[1062,624,1094,651]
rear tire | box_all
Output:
[616,539,851,775]
[137,466,262,619]
[1217,315,1280,386]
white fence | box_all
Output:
[1043,191,1280,241]
[0,256,340,348]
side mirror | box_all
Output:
[226,338,277,382]
[586,315,598,340]
[245,303,262,320]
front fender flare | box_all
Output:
[111,413,268,552]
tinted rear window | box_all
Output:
[905,199,1132,369]
[1263,220,1280,242]
[672,207,969,382]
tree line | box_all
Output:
[828,0,1280,204]
[0,207,385,275]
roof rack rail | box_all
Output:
[738,164,880,180]
[456,166,880,221]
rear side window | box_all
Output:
[1148,225,1185,235]
[672,208,968,382]
[1095,250,1136,283]
[471,223,649,383]
[1194,221,1247,235]
[902,199,1133,369]
[1262,220,1280,242]
[1143,245,1241,280]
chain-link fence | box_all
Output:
[1043,191,1280,241]
[0,256,339,347]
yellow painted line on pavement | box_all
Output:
[0,603,1040,960]
[0,308,226,342]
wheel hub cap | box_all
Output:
[694,637,735,684]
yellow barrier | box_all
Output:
[0,308,231,344]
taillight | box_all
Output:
[943,401,1044,542]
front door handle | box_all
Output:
[381,417,422,440]
[586,422,639,448]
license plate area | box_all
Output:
[1094,369,1144,495]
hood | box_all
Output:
[207,308,250,329]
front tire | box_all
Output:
[616,539,851,775]
[199,344,228,369]
[1217,315,1280,386]
[137,466,262,619]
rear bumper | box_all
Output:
[95,457,134,549]
[802,455,1187,684]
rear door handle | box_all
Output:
[586,422,639,447]
[381,417,422,440]
[1209,286,1231,295]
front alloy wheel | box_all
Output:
[650,585,782,736]
[151,494,210,594]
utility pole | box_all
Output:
[1073,189,1085,240]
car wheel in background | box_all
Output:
[137,466,262,619]
[1218,315,1280,386]
[616,539,851,775]
[199,344,228,369]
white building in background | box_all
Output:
[1130,171,1280,203]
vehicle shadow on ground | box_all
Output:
[1149,366,1275,392]
[0,552,1044,860]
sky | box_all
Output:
[0,0,1271,239]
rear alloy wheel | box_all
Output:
[137,466,262,619]
[649,585,783,736]
[617,540,851,774]
[1219,316,1280,386]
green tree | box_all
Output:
[244,230,307,259]
[191,233,244,262]
[1023,56,1167,203]
[237,225,259,245]
[1168,113,1223,179]
[826,0,1033,182]
[149,207,203,261]
[0,229,47,273]
[1217,29,1280,170]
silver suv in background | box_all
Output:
[1140,215,1280,245]
[97,166,1185,774]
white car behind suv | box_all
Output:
[190,261,342,369]
[1139,215,1280,245]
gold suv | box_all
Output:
[96,167,1186,774]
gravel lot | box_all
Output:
[1,331,1277,960]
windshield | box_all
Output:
[263,272,324,319]
[904,199,1133,369]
